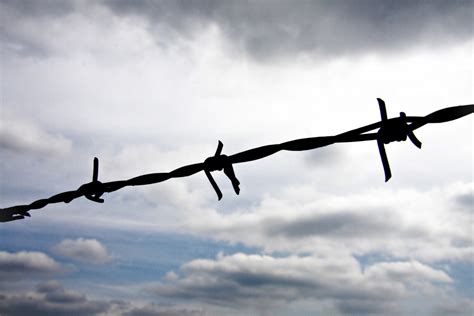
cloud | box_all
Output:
[0,0,90,58]
[122,305,205,316]
[186,182,474,263]
[432,297,474,316]
[0,281,206,316]
[0,251,63,280]
[1,1,471,62]
[303,146,343,168]
[364,260,453,284]
[104,0,473,62]
[53,238,111,265]
[1,0,74,17]
[453,189,473,212]
[265,209,396,239]
[0,117,72,155]
[37,281,88,304]
[152,252,453,315]
[0,281,109,316]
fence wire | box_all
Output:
[1,99,473,222]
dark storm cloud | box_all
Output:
[0,282,109,316]
[1,0,75,17]
[0,0,77,57]
[104,0,473,61]
[0,281,206,316]
[1,0,471,60]
[37,281,87,304]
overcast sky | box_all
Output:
[0,1,473,315]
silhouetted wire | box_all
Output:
[1,99,473,222]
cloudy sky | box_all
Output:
[0,0,472,315]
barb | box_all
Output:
[78,157,105,203]
[1,99,472,222]
[376,98,423,181]
[204,141,240,200]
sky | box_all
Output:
[0,0,473,315]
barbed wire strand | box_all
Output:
[1,99,473,222]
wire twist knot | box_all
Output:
[204,141,240,200]
[77,157,105,203]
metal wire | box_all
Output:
[1,99,473,222]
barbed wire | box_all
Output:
[1,99,473,222]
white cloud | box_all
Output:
[364,260,453,284]
[53,238,111,265]
[185,182,473,263]
[0,251,62,279]
[164,271,179,282]
[152,252,455,315]
[0,117,72,155]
